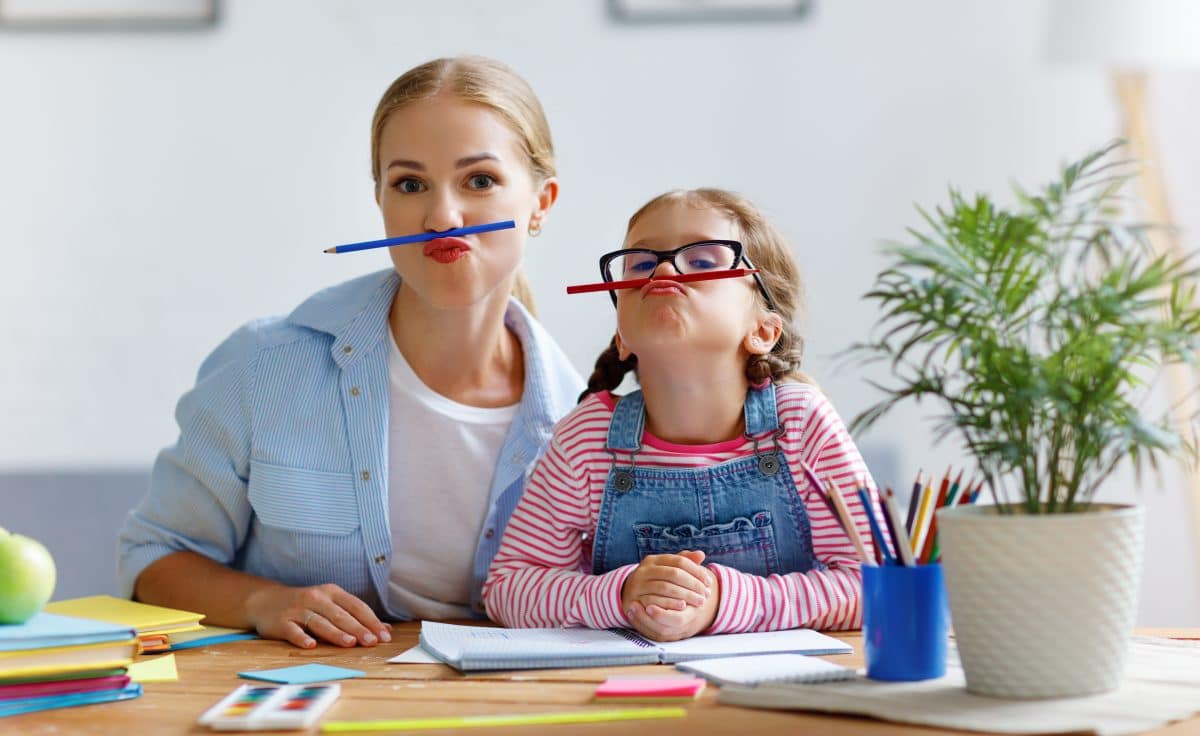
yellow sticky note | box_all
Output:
[128,653,178,683]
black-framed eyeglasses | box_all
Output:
[597,239,778,311]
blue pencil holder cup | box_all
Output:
[862,563,948,681]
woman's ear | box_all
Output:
[530,177,559,231]
[743,311,783,356]
[615,330,633,361]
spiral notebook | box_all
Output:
[675,653,856,687]
[419,622,851,672]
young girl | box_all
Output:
[118,56,583,649]
[483,188,877,642]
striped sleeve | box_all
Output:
[483,414,633,629]
[707,384,876,633]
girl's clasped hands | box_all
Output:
[621,550,718,641]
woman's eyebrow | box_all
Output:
[385,153,498,172]
[386,158,424,172]
[456,152,499,168]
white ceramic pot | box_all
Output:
[937,503,1144,698]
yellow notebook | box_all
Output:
[45,596,205,637]
[0,640,138,680]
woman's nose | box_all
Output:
[424,189,464,233]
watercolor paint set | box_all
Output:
[197,683,340,731]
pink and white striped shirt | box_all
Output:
[483,381,878,633]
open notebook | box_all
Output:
[419,622,851,672]
[676,653,855,686]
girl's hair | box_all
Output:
[580,188,812,402]
[370,56,554,315]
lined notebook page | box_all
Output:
[419,622,656,670]
[656,628,852,662]
[677,653,855,686]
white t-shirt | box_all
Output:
[386,335,518,620]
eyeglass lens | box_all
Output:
[608,242,738,281]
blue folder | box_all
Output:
[0,613,136,653]
[0,682,142,718]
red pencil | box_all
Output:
[968,478,985,504]
[566,268,760,294]
[917,466,952,564]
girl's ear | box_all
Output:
[744,311,783,356]
[615,330,634,361]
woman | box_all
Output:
[118,56,584,649]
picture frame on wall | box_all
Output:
[608,0,812,24]
[0,0,218,30]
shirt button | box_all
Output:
[485,529,495,539]
[350,386,361,397]
[342,345,353,354]
[361,470,371,481]
[374,554,386,564]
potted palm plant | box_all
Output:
[849,141,1200,698]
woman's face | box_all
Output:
[376,94,555,309]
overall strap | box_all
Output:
[745,381,785,476]
[743,381,781,436]
[606,390,647,452]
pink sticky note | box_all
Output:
[594,677,705,700]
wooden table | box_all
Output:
[8,625,1200,735]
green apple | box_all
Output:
[0,526,57,624]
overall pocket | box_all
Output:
[633,510,781,577]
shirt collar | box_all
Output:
[287,269,399,369]
[285,269,558,432]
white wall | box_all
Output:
[1,0,1197,623]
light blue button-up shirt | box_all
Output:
[117,269,584,619]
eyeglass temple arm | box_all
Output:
[565,269,761,295]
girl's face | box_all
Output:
[615,201,774,364]
[376,94,556,309]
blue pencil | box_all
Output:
[857,485,895,566]
[324,219,516,254]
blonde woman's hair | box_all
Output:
[580,188,812,401]
[370,56,554,316]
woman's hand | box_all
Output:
[245,583,392,649]
[625,572,721,642]
[621,550,714,613]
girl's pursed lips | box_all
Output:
[641,279,686,298]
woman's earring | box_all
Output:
[528,220,543,237]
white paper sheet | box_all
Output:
[387,645,443,664]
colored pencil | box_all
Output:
[917,467,953,564]
[857,485,893,566]
[322,707,687,732]
[927,468,965,562]
[876,485,900,563]
[566,269,760,295]
[798,462,846,533]
[909,480,935,557]
[942,468,966,507]
[905,470,923,534]
[824,474,872,564]
[324,220,516,254]
[968,479,985,504]
[881,487,917,566]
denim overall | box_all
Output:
[591,383,822,576]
